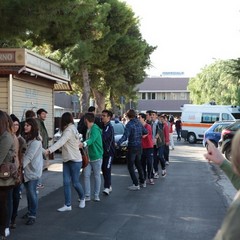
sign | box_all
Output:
[0,52,15,63]
[161,72,184,76]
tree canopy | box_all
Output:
[188,59,240,105]
[0,0,155,113]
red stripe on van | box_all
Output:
[182,123,212,128]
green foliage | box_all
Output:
[0,0,155,111]
[188,59,240,105]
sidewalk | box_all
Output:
[18,153,63,211]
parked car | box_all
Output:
[110,120,128,162]
[219,120,240,160]
[203,121,235,149]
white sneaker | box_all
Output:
[57,205,72,212]
[85,196,91,201]
[140,181,147,188]
[154,173,159,179]
[128,185,140,191]
[94,195,100,202]
[79,199,85,208]
[162,170,167,178]
[103,188,110,195]
[5,228,10,237]
[109,186,112,192]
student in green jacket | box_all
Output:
[80,112,103,202]
[204,131,240,239]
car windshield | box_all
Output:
[229,121,240,131]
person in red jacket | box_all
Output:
[138,113,154,185]
[159,114,170,167]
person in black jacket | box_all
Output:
[101,110,115,195]
[77,106,102,141]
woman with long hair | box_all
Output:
[9,114,26,229]
[46,112,85,211]
[22,118,43,225]
[0,111,16,240]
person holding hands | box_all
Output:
[204,132,240,239]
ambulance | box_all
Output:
[180,104,240,143]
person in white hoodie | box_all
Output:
[46,112,85,212]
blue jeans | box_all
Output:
[141,148,154,180]
[63,161,84,206]
[127,146,144,186]
[7,185,21,225]
[24,179,38,218]
[83,159,102,197]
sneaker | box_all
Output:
[149,179,155,185]
[103,188,110,195]
[57,205,72,212]
[162,170,167,178]
[36,183,44,189]
[94,195,100,202]
[154,173,159,179]
[10,222,16,229]
[128,185,140,191]
[25,218,35,225]
[5,228,10,237]
[21,213,29,219]
[109,186,112,193]
[140,181,147,188]
[85,196,91,202]
[165,161,169,165]
[79,199,85,208]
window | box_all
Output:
[222,113,233,120]
[152,93,156,99]
[142,93,146,100]
[201,113,220,123]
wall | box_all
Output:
[0,78,8,111]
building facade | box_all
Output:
[136,77,190,115]
[0,48,71,138]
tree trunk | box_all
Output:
[81,67,91,113]
[110,90,120,116]
[92,89,105,114]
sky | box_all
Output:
[123,0,240,77]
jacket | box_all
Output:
[0,131,16,187]
[102,121,115,157]
[35,118,49,149]
[220,159,240,190]
[48,124,82,162]
[23,139,43,182]
[84,124,103,161]
[214,191,240,239]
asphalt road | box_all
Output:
[8,140,236,240]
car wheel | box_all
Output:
[224,146,231,160]
[187,133,197,144]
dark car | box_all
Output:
[203,121,235,149]
[219,120,240,160]
[110,120,128,162]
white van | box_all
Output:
[181,104,240,143]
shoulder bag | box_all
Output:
[80,147,89,169]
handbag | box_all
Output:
[0,157,19,186]
[80,147,89,169]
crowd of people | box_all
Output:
[0,106,181,239]
[3,104,239,239]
